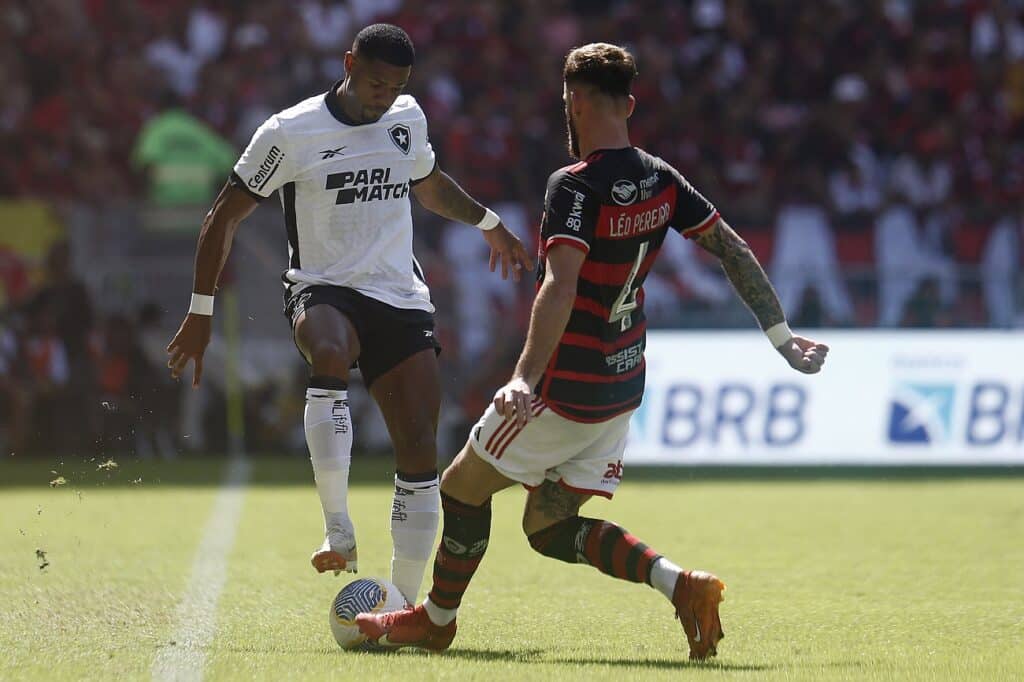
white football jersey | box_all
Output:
[232,83,437,312]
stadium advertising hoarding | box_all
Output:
[628,330,1024,465]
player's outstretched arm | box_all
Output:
[411,167,534,280]
[166,182,259,387]
[494,245,586,425]
[693,219,829,374]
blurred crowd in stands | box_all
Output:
[2,0,1023,456]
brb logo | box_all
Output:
[887,383,955,444]
[887,381,1024,447]
[651,383,808,448]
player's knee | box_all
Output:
[307,340,350,377]
[439,450,479,498]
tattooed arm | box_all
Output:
[412,167,533,280]
[692,219,784,331]
[693,219,830,374]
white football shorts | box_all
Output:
[469,397,634,499]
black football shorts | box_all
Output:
[283,285,441,388]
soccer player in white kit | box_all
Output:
[166,24,532,603]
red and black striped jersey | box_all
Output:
[536,146,719,422]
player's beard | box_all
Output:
[566,107,580,159]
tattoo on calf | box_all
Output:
[697,221,785,330]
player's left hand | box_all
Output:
[483,224,534,282]
[777,335,829,374]
[493,376,535,427]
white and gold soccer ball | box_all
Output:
[329,577,409,650]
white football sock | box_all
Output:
[390,473,440,603]
[423,596,458,626]
[305,388,353,536]
[650,557,684,600]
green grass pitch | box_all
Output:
[1,456,1022,681]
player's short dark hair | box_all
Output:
[563,43,637,98]
[353,23,415,67]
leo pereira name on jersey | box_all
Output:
[230,82,437,313]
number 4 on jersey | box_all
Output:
[609,241,649,331]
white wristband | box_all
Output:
[765,322,793,348]
[189,293,214,316]
[476,207,500,231]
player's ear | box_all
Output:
[568,88,584,115]
[625,94,635,119]
[344,51,355,75]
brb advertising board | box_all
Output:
[627,330,1024,465]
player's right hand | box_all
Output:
[483,224,534,282]
[493,377,534,427]
[777,335,829,374]
[166,314,212,387]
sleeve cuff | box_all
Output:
[681,210,720,238]
[409,158,438,186]
[545,234,590,254]
[229,171,267,202]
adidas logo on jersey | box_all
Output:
[326,167,410,205]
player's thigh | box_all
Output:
[293,303,360,376]
[369,348,441,470]
[440,441,518,506]
[546,409,634,502]
[522,480,592,536]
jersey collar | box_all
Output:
[325,79,369,126]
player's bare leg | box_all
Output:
[369,349,444,603]
[356,442,514,650]
[523,481,725,660]
[295,305,361,575]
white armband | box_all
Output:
[189,293,214,316]
[765,322,793,348]
[476,207,500,231]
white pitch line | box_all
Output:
[152,457,251,682]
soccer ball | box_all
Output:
[329,577,409,650]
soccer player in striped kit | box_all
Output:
[357,43,829,658]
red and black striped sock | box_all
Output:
[528,516,662,585]
[427,492,492,610]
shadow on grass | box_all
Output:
[426,647,776,671]
[1,453,1022,489]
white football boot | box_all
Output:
[311,524,357,575]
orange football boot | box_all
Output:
[672,570,726,660]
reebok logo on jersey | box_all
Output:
[249,145,283,191]
[319,146,346,159]
[326,167,410,205]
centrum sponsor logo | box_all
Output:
[248,145,283,190]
